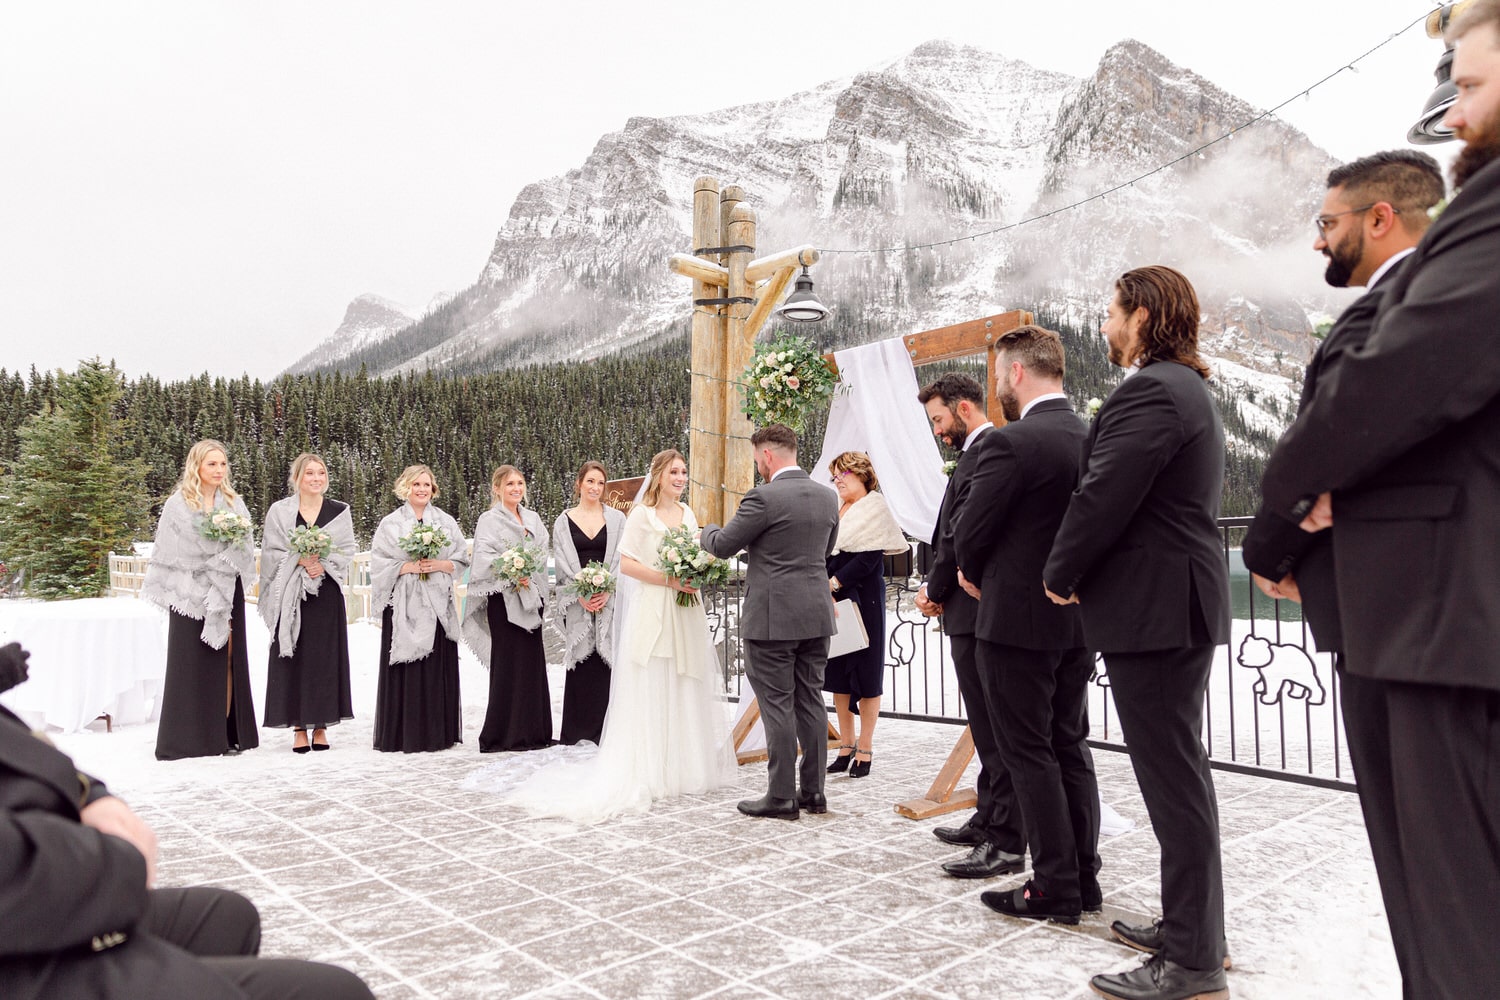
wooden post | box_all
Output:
[688,176,724,527]
[894,726,980,819]
[721,195,756,520]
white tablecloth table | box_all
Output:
[0,597,167,732]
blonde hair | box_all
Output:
[491,464,526,507]
[177,439,238,512]
[641,449,686,508]
[393,464,439,501]
[287,452,328,495]
[829,451,880,493]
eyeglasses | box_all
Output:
[1312,203,1399,236]
[831,471,852,481]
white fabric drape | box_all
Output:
[814,337,947,543]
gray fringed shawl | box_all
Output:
[370,502,468,664]
[552,506,626,669]
[140,491,257,650]
[257,496,356,657]
[462,505,550,665]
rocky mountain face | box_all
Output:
[283,294,418,375]
[291,37,1340,429]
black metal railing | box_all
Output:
[700,518,1354,791]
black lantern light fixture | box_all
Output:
[774,265,830,323]
[1409,1,1475,144]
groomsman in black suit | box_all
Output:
[948,325,1100,924]
[0,643,373,1000]
[1044,267,1231,1000]
[1259,7,1500,995]
[914,373,1026,879]
[1242,149,1442,997]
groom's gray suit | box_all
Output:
[702,468,840,800]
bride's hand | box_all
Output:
[669,576,699,595]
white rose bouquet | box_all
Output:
[196,509,253,545]
[287,524,335,558]
[740,334,841,432]
[494,539,545,591]
[658,525,733,607]
[563,560,616,611]
[398,524,451,580]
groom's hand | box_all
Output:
[957,569,981,601]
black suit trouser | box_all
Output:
[1104,645,1226,973]
[1345,670,1500,1000]
[950,633,1025,853]
[745,635,830,800]
[979,640,1100,898]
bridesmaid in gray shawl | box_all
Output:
[466,465,553,752]
[258,453,356,753]
[141,439,260,760]
[552,461,626,745]
[370,464,469,753]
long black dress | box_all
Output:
[478,586,552,752]
[372,611,462,753]
[263,500,355,732]
[559,517,612,745]
[823,549,886,710]
[156,578,260,760]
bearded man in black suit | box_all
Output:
[1258,5,1500,995]
[1242,148,1443,998]
[1044,267,1231,1000]
[0,643,373,1000]
[947,325,1101,925]
[914,373,1027,880]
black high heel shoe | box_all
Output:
[827,745,855,774]
[849,748,873,778]
[293,731,311,755]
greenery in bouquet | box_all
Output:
[563,560,616,607]
[398,524,451,580]
[287,524,335,559]
[494,539,545,590]
[740,334,840,432]
[196,509,253,545]
[658,525,733,607]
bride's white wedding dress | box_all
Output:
[465,501,737,823]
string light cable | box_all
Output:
[816,8,1438,256]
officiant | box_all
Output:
[822,452,908,779]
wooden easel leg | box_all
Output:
[730,697,844,766]
[895,725,979,819]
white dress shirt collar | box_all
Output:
[1365,246,1416,290]
[1019,392,1069,420]
[962,421,994,452]
[769,465,801,481]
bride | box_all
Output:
[473,448,737,822]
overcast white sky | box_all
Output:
[0,1,1451,382]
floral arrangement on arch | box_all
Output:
[740,334,841,433]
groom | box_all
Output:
[701,423,840,819]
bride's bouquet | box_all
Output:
[196,509,253,545]
[563,561,615,610]
[658,525,732,607]
[399,524,451,580]
[494,539,545,591]
[287,524,335,559]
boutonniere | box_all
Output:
[1085,397,1103,419]
[1428,197,1448,222]
[941,460,958,477]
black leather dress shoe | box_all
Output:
[1110,919,1232,970]
[737,795,799,820]
[981,880,1082,925]
[941,842,1025,879]
[1089,953,1228,1000]
[797,792,828,814]
[932,822,986,846]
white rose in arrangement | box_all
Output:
[692,550,712,568]
[782,363,793,374]
[511,555,525,569]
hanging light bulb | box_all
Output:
[773,266,830,323]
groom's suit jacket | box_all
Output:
[701,468,839,641]
[1260,155,1500,691]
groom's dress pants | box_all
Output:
[746,636,829,800]
[950,633,1026,853]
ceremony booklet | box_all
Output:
[828,598,870,658]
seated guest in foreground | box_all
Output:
[465,465,553,752]
[371,465,468,753]
[0,643,374,1000]
[141,438,260,760]
[552,461,627,745]
[258,452,356,754]
[822,451,907,778]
